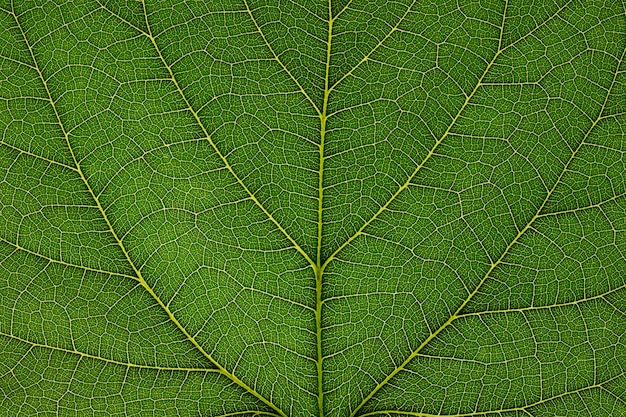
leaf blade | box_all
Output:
[1,0,624,416]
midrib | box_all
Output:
[315,2,335,416]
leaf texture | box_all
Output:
[0,0,625,416]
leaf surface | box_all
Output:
[1,1,625,416]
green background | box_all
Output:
[1,0,625,416]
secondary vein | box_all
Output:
[349,4,626,415]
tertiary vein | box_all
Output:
[8,4,289,416]
[348,12,625,416]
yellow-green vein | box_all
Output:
[0,236,140,282]
[348,10,626,416]
[2,332,221,373]
[243,0,322,117]
[138,1,314,271]
[536,190,626,218]
[320,0,575,274]
[0,139,78,172]
[11,5,287,416]
[213,412,282,417]
[356,372,625,417]
[94,0,314,271]
[328,0,418,94]
[332,0,355,22]
[456,282,626,319]
[314,2,336,415]
[321,27,503,275]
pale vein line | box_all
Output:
[1,332,220,373]
[410,351,529,366]
[138,3,290,415]
[328,0,418,94]
[1,140,79,172]
[93,1,315,269]
[600,110,626,119]
[242,0,322,116]
[330,0,574,94]
[0,236,140,282]
[332,0,355,21]
[93,0,147,36]
[349,13,626,416]
[213,412,281,417]
[343,1,506,412]
[455,282,626,318]
[314,1,335,414]
[536,191,626,218]
[599,385,626,406]
[0,52,37,70]
[321,7,505,275]
[321,0,575,271]
[147,3,314,271]
[237,286,316,314]
[10,6,286,417]
[356,373,625,417]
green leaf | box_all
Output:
[1,0,625,416]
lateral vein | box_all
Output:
[348,8,626,415]
[139,2,293,415]
[10,5,288,416]
[2,332,220,373]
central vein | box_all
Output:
[316,3,334,416]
